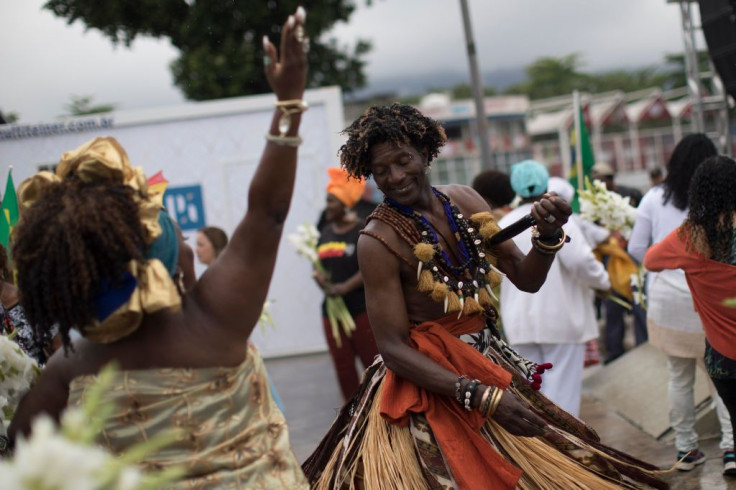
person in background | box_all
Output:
[0,244,61,366]
[591,161,643,207]
[9,8,309,486]
[195,226,228,266]
[645,155,736,477]
[313,167,379,400]
[316,177,378,232]
[649,166,665,187]
[591,161,647,363]
[472,169,516,221]
[547,176,611,368]
[499,161,610,416]
[630,134,733,473]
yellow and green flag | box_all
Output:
[569,106,595,213]
[0,169,19,249]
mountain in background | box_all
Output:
[345,66,526,101]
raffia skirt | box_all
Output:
[303,326,668,490]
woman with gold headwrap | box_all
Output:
[7,7,310,488]
[313,167,379,400]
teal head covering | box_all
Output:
[510,160,549,198]
[145,210,180,277]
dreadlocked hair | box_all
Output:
[681,155,736,263]
[662,133,717,210]
[12,176,147,351]
[339,103,447,179]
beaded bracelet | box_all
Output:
[454,375,469,403]
[265,133,303,147]
[463,379,481,411]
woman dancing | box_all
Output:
[8,7,310,488]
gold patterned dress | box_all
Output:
[68,343,308,489]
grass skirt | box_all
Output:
[303,330,668,490]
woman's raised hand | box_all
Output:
[263,6,308,101]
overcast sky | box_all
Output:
[1,0,693,123]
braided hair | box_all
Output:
[662,133,717,210]
[682,155,736,263]
[339,103,447,179]
[11,177,147,350]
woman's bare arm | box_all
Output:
[191,8,308,341]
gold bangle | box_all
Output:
[487,388,504,418]
[265,133,303,147]
[478,386,492,414]
[275,100,308,136]
[531,226,566,254]
[275,99,308,109]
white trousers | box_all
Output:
[512,343,585,417]
[667,355,733,452]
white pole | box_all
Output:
[459,0,494,170]
[572,90,584,191]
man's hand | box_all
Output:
[492,391,547,437]
[531,192,572,237]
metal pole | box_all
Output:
[572,90,584,191]
[679,1,705,132]
[459,0,494,170]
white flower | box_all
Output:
[117,467,144,490]
[0,335,41,430]
[10,416,111,490]
[287,222,321,264]
[258,299,276,334]
[579,178,637,239]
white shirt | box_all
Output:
[498,204,610,345]
[627,185,699,333]
[628,185,688,263]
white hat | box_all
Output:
[547,177,575,203]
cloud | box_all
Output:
[1,0,689,123]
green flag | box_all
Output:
[0,169,19,249]
[568,106,595,213]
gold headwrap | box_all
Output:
[17,136,181,343]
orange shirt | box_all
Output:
[644,227,736,359]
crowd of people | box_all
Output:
[1,6,736,489]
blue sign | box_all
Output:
[163,185,205,231]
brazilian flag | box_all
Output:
[569,106,595,213]
[0,169,19,249]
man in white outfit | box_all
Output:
[499,160,610,416]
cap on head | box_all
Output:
[591,161,615,178]
[510,160,549,198]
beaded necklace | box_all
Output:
[384,188,504,316]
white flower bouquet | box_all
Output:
[287,223,356,347]
[0,364,184,489]
[579,177,638,240]
[0,335,41,435]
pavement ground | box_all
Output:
[265,351,736,490]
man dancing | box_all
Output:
[304,104,666,489]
